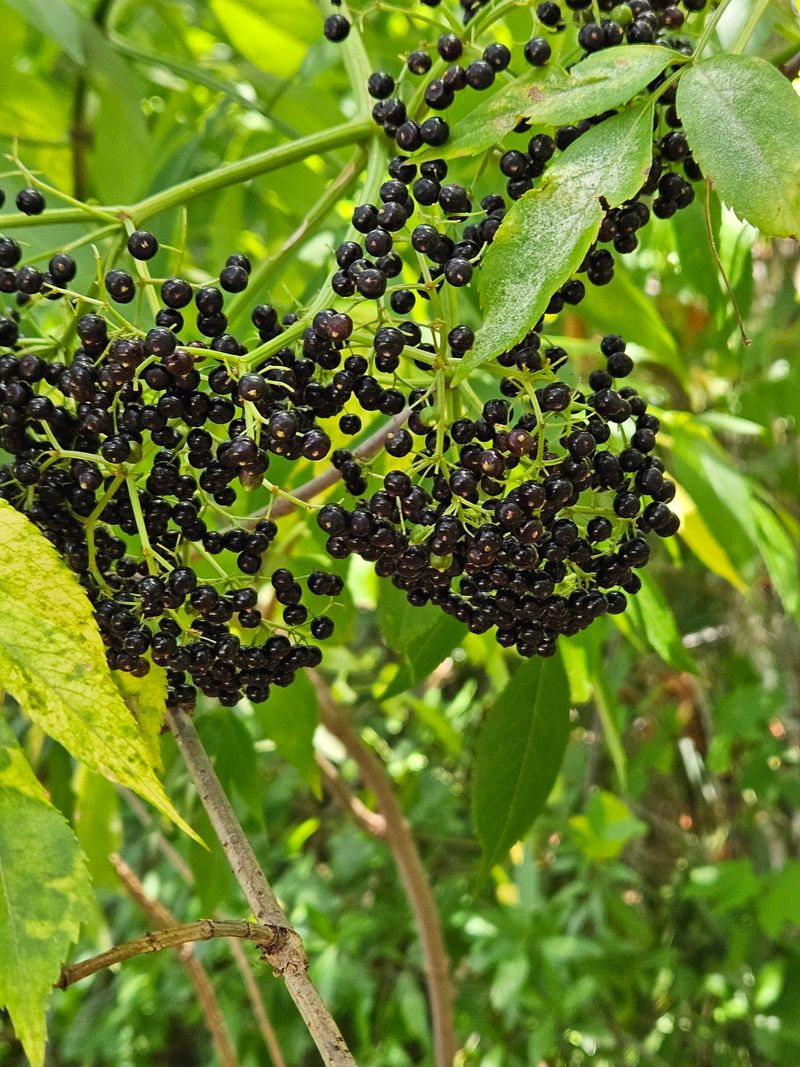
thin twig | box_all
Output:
[247,408,410,524]
[120,790,287,1067]
[93,856,242,1067]
[166,707,356,1067]
[316,753,388,839]
[311,675,458,1067]
[228,939,289,1067]
[703,180,750,346]
[58,916,276,989]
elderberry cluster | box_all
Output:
[0,0,693,709]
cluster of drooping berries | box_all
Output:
[0,0,693,707]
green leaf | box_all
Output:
[454,103,656,384]
[2,0,152,202]
[614,573,694,672]
[0,718,92,1067]
[750,498,800,617]
[670,482,747,592]
[423,46,677,161]
[377,583,464,698]
[569,791,646,861]
[0,501,198,842]
[113,662,168,773]
[677,55,800,238]
[73,768,122,890]
[253,672,319,793]
[472,654,570,877]
[757,862,800,939]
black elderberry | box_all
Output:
[466,61,495,89]
[127,230,159,260]
[537,2,562,25]
[368,71,394,98]
[324,13,350,40]
[524,37,552,65]
[220,264,248,293]
[105,269,136,303]
[484,42,511,70]
[407,51,432,75]
[16,188,45,216]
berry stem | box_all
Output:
[226,146,369,330]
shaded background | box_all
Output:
[1,0,799,1064]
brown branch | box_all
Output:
[311,675,458,1067]
[121,793,287,1067]
[316,752,387,838]
[780,50,800,80]
[109,856,241,1067]
[58,917,277,990]
[228,939,289,1067]
[166,706,356,1067]
[248,408,410,524]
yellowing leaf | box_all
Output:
[113,662,168,773]
[670,482,746,592]
[0,501,198,843]
[0,718,93,1067]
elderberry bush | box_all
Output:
[0,0,722,714]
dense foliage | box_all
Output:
[0,0,798,1064]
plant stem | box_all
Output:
[703,179,750,346]
[728,0,772,55]
[226,147,367,329]
[0,120,373,231]
[693,0,735,57]
[311,677,458,1067]
[57,916,278,989]
[245,408,410,524]
[166,706,357,1067]
[120,790,288,1067]
[131,119,373,223]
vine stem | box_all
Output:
[0,119,373,230]
[311,676,458,1067]
[166,706,357,1067]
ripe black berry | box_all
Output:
[127,230,159,260]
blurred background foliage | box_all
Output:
[1,0,799,1064]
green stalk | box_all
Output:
[226,146,368,329]
[728,0,772,54]
[0,119,373,230]
[131,118,374,222]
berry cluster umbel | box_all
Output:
[0,0,690,706]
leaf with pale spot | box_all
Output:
[0,718,93,1067]
[0,500,198,842]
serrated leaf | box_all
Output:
[0,501,198,843]
[472,654,570,878]
[677,55,800,238]
[454,103,656,384]
[421,46,677,161]
[0,718,92,1067]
